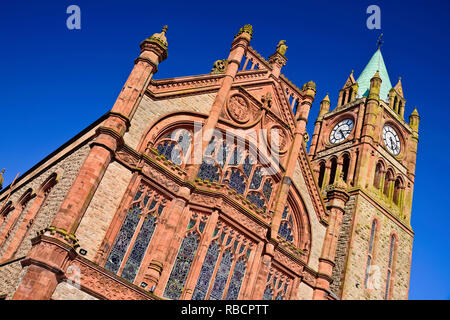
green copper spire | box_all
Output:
[356,49,392,102]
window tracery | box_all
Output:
[192,222,252,300]
[262,268,291,300]
[163,212,208,300]
[105,184,166,283]
[278,205,294,242]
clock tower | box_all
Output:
[308,48,419,300]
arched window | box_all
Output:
[398,101,403,115]
[0,201,13,227]
[155,129,192,166]
[383,170,393,197]
[384,234,396,300]
[193,224,251,300]
[1,174,58,260]
[393,178,402,205]
[197,136,277,213]
[262,268,291,300]
[364,219,377,289]
[317,162,326,188]
[0,189,34,246]
[348,87,353,104]
[341,90,347,106]
[393,96,398,112]
[341,154,350,182]
[104,184,166,283]
[278,205,294,242]
[373,162,384,189]
[328,158,337,185]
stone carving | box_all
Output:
[274,250,301,275]
[210,59,228,74]
[276,40,288,56]
[71,260,151,300]
[190,193,220,208]
[302,269,316,287]
[227,94,250,124]
[142,165,180,193]
[268,125,289,154]
[221,202,267,239]
[116,149,138,167]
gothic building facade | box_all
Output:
[0,25,419,300]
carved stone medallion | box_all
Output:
[267,125,289,154]
[227,94,250,124]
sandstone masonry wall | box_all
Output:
[341,193,413,300]
[0,144,90,299]
[76,161,133,261]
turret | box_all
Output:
[368,70,382,101]
[409,107,420,133]
[309,94,330,157]
[0,169,4,190]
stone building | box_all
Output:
[0,25,419,300]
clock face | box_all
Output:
[383,125,401,155]
[330,119,354,144]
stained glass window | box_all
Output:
[263,179,273,200]
[262,271,290,300]
[278,205,294,242]
[225,257,247,300]
[105,186,165,283]
[163,232,200,300]
[192,241,220,300]
[155,130,192,166]
[209,249,234,300]
[121,214,157,282]
[217,142,229,168]
[250,167,263,190]
[243,156,253,177]
[197,160,219,182]
[229,148,242,166]
[105,204,141,274]
[228,169,246,194]
[246,192,266,211]
[262,286,273,300]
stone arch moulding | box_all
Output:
[286,186,312,259]
[0,172,60,261]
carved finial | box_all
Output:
[276,40,288,56]
[210,59,228,74]
[0,169,4,190]
[148,25,169,49]
[235,24,253,40]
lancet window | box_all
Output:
[262,267,291,300]
[104,184,166,283]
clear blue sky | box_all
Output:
[0,0,449,300]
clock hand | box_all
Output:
[390,137,395,150]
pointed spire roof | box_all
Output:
[411,107,419,117]
[356,49,392,102]
[322,93,330,103]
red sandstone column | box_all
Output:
[270,82,316,237]
[13,27,169,300]
[186,25,252,179]
[251,242,274,299]
[312,177,349,300]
